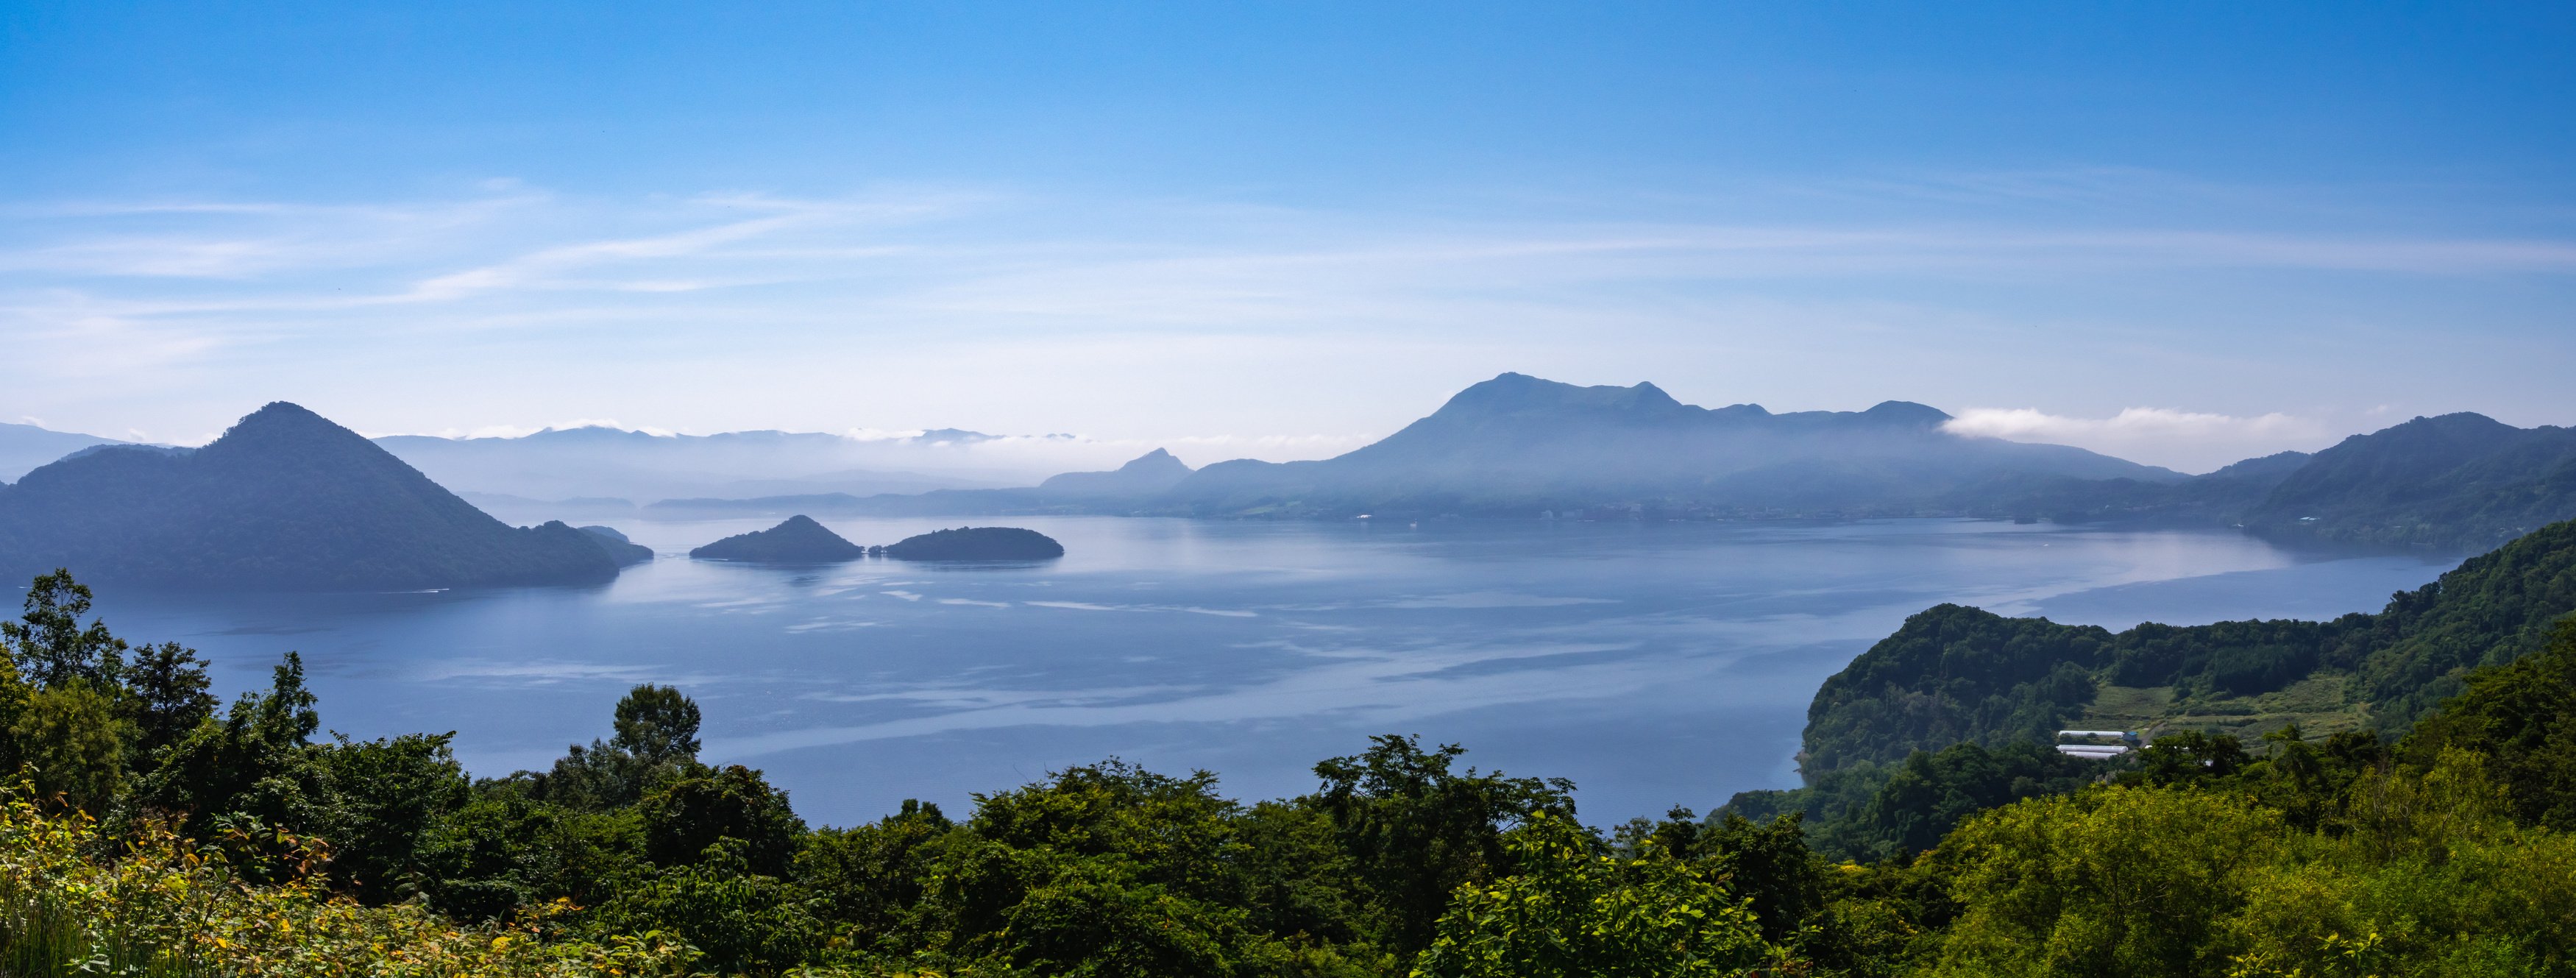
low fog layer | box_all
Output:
[370,427,1194,505]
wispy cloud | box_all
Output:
[1946,408,2330,472]
[2,169,2569,448]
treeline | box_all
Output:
[5,566,2576,975]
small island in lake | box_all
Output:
[884,525,1065,561]
[689,514,866,561]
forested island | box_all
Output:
[4,497,2574,974]
[689,515,867,562]
[884,525,1065,561]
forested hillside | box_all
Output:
[1996,412,2576,553]
[0,403,625,590]
[1798,516,2576,785]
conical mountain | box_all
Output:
[689,514,866,561]
[0,403,621,589]
[1037,448,1195,497]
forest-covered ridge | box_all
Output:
[0,403,636,590]
[1795,515,2576,784]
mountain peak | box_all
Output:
[1117,448,1191,474]
[1860,401,1954,428]
[1038,448,1195,497]
[201,401,397,466]
[235,400,337,431]
[1440,373,1692,418]
[0,402,622,589]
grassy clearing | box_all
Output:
[2082,673,2372,745]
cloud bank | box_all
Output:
[1945,408,2330,473]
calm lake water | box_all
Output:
[82,516,2455,826]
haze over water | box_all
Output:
[84,516,2453,826]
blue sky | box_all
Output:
[2,1,2571,470]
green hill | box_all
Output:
[1798,517,2576,782]
[1995,412,2576,553]
[0,403,622,591]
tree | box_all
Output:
[531,685,706,811]
[1313,734,1575,957]
[12,681,126,813]
[315,731,471,903]
[121,640,217,758]
[2405,620,2576,829]
[1928,786,2278,978]
[1697,810,1825,946]
[138,652,323,833]
[968,759,1245,903]
[990,854,1246,978]
[796,798,954,946]
[1413,813,1778,978]
[1,569,128,688]
[636,764,805,876]
[611,684,701,765]
[586,837,828,975]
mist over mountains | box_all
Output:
[1154,372,2179,517]
[1,373,2570,594]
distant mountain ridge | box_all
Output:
[1037,448,1193,497]
[634,375,2572,553]
[1152,373,2179,517]
[0,422,126,483]
[0,403,622,590]
[1995,411,2576,552]
[2242,413,2576,549]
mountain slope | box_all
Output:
[0,403,620,590]
[1037,449,1193,497]
[1990,413,2576,553]
[2239,413,2576,550]
[0,422,124,483]
[1158,373,2179,517]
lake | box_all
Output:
[81,516,2455,826]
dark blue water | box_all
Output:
[82,517,2453,826]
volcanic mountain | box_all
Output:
[0,403,623,590]
[1157,372,2179,517]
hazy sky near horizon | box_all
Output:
[2,3,2572,472]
